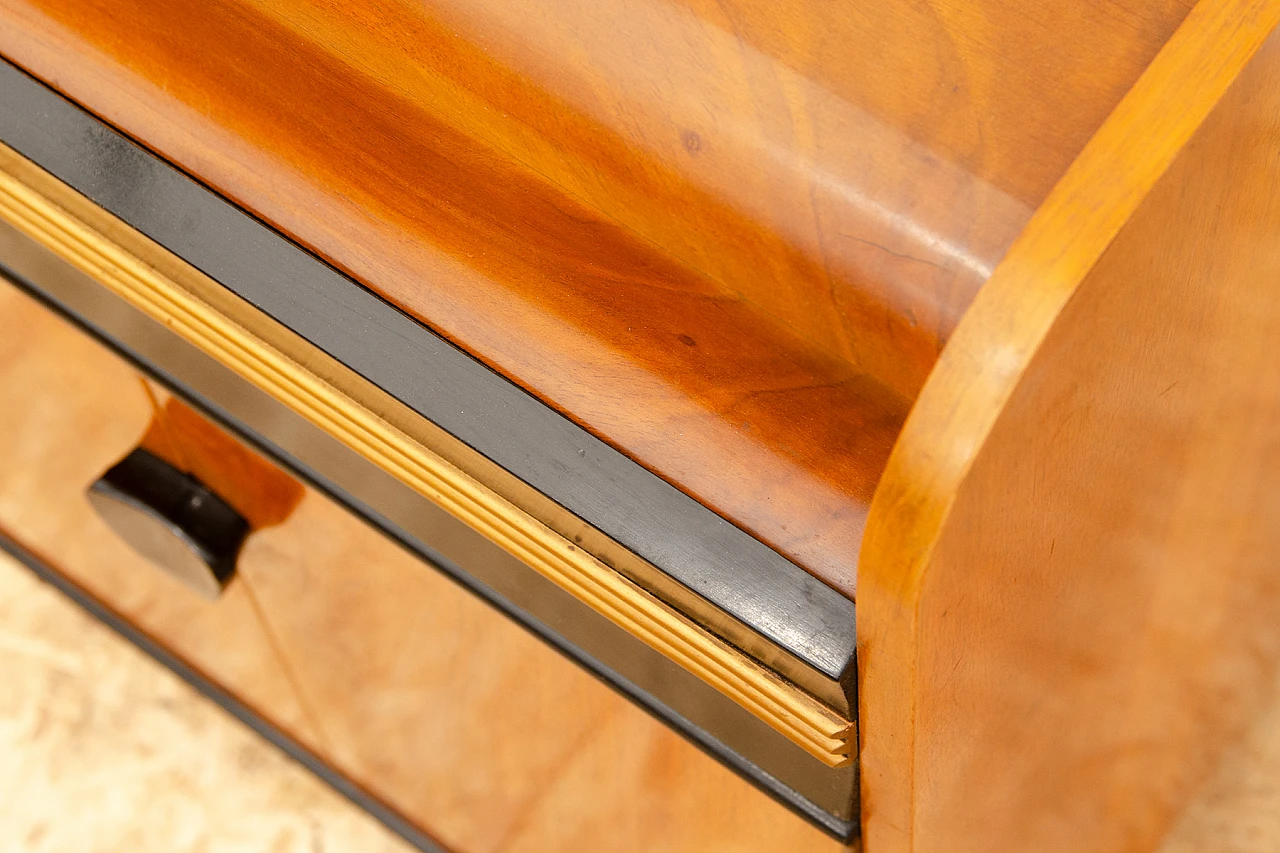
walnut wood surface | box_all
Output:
[857,1,1280,849]
[0,281,846,852]
[1159,664,1280,852]
[0,0,1191,593]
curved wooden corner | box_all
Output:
[858,0,1280,849]
[0,143,854,768]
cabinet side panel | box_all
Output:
[860,24,1280,853]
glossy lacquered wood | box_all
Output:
[858,1,1280,849]
[0,0,1191,593]
[0,283,847,852]
[6,0,1280,847]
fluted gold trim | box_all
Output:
[0,142,853,766]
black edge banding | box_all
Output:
[0,56,857,683]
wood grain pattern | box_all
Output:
[857,1,1280,849]
[0,284,324,755]
[0,277,848,853]
[0,143,854,765]
[0,0,1191,590]
[230,0,1191,391]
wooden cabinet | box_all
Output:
[4,1,1280,849]
[0,282,843,852]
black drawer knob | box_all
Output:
[88,448,249,599]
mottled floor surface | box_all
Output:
[3,543,1280,853]
[0,548,412,853]
[1160,672,1280,853]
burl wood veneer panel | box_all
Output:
[0,548,414,853]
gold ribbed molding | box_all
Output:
[0,142,853,767]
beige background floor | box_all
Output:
[1,544,1279,853]
[0,548,413,853]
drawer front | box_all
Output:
[0,282,843,851]
[0,73,859,838]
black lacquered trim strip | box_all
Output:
[0,261,856,842]
[0,56,856,683]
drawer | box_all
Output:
[12,1,1280,845]
[6,5,1280,851]
[0,63,859,841]
[0,273,844,851]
